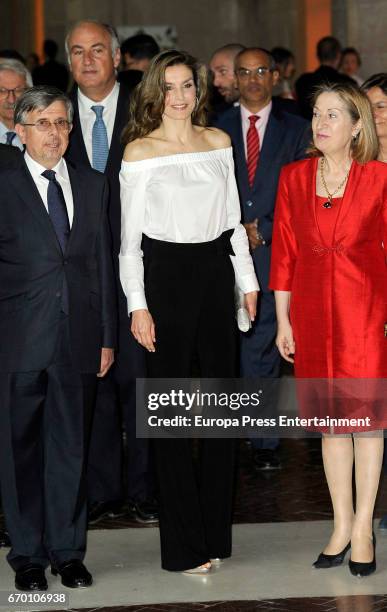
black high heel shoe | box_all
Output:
[349,533,376,577]
[313,542,351,568]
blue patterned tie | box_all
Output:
[41,169,70,313]
[91,105,109,172]
[5,131,16,145]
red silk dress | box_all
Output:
[270,157,387,432]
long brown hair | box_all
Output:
[122,49,208,143]
[308,82,379,163]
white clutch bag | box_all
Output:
[235,287,252,332]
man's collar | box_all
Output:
[0,121,14,136]
[24,151,69,181]
[240,100,272,121]
[77,80,120,110]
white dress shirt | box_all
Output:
[240,101,272,159]
[0,121,23,150]
[119,146,259,313]
[77,82,120,166]
[24,152,74,227]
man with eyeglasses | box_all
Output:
[0,59,32,150]
[216,48,310,470]
[65,20,157,528]
[0,85,116,591]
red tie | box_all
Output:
[247,115,260,187]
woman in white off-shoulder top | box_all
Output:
[119,49,259,574]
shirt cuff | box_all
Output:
[127,292,148,314]
[236,273,260,294]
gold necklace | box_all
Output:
[320,157,351,209]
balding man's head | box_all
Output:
[66,21,120,100]
[209,44,245,103]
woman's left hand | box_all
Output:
[244,291,258,322]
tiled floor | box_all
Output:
[2,439,386,532]
[3,522,387,611]
[1,439,387,611]
[77,438,387,529]
[49,596,387,611]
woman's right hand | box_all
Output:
[131,309,156,352]
[276,320,295,363]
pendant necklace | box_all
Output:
[320,157,351,208]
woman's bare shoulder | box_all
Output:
[201,127,231,149]
[123,138,159,162]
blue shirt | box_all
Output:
[0,121,23,150]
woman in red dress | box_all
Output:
[270,82,387,577]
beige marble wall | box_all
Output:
[332,0,387,79]
[2,0,302,66]
[2,0,385,78]
[1,0,34,58]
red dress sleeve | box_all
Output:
[269,167,298,291]
[382,178,387,265]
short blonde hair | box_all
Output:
[309,82,379,163]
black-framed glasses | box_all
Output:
[21,119,71,132]
[0,87,27,99]
[236,67,274,79]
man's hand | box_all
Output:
[97,348,114,377]
[243,218,265,250]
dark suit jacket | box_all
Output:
[117,69,143,90]
[0,158,117,372]
[65,83,130,264]
[33,59,69,92]
[0,143,23,168]
[215,103,310,290]
[295,66,357,120]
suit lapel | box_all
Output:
[308,157,324,243]
[229,108,249,189]
[105,84,128,174]
[71,92,92,169]
[9,162,62,254]
[66,163,83,253]
[333,160,362,243]
[252,111,283,193]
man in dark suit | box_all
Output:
[117,33,160,91]
[0,144,22,553]
[216,48,310,469]
[0,142,22,165]
[295,36,356,120]
[32,39,69,92]
[64,20,156,525]
[0,86,116,590]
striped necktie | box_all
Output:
[91,105,109,172]
[246,115,260,188]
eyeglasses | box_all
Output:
[236,67,274,79]
[21,119,71,132]
[0,87,27,99]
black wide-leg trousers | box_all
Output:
[145,232,237,571]
[0,315,96,570]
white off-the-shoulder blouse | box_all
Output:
[119,146,259,313]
